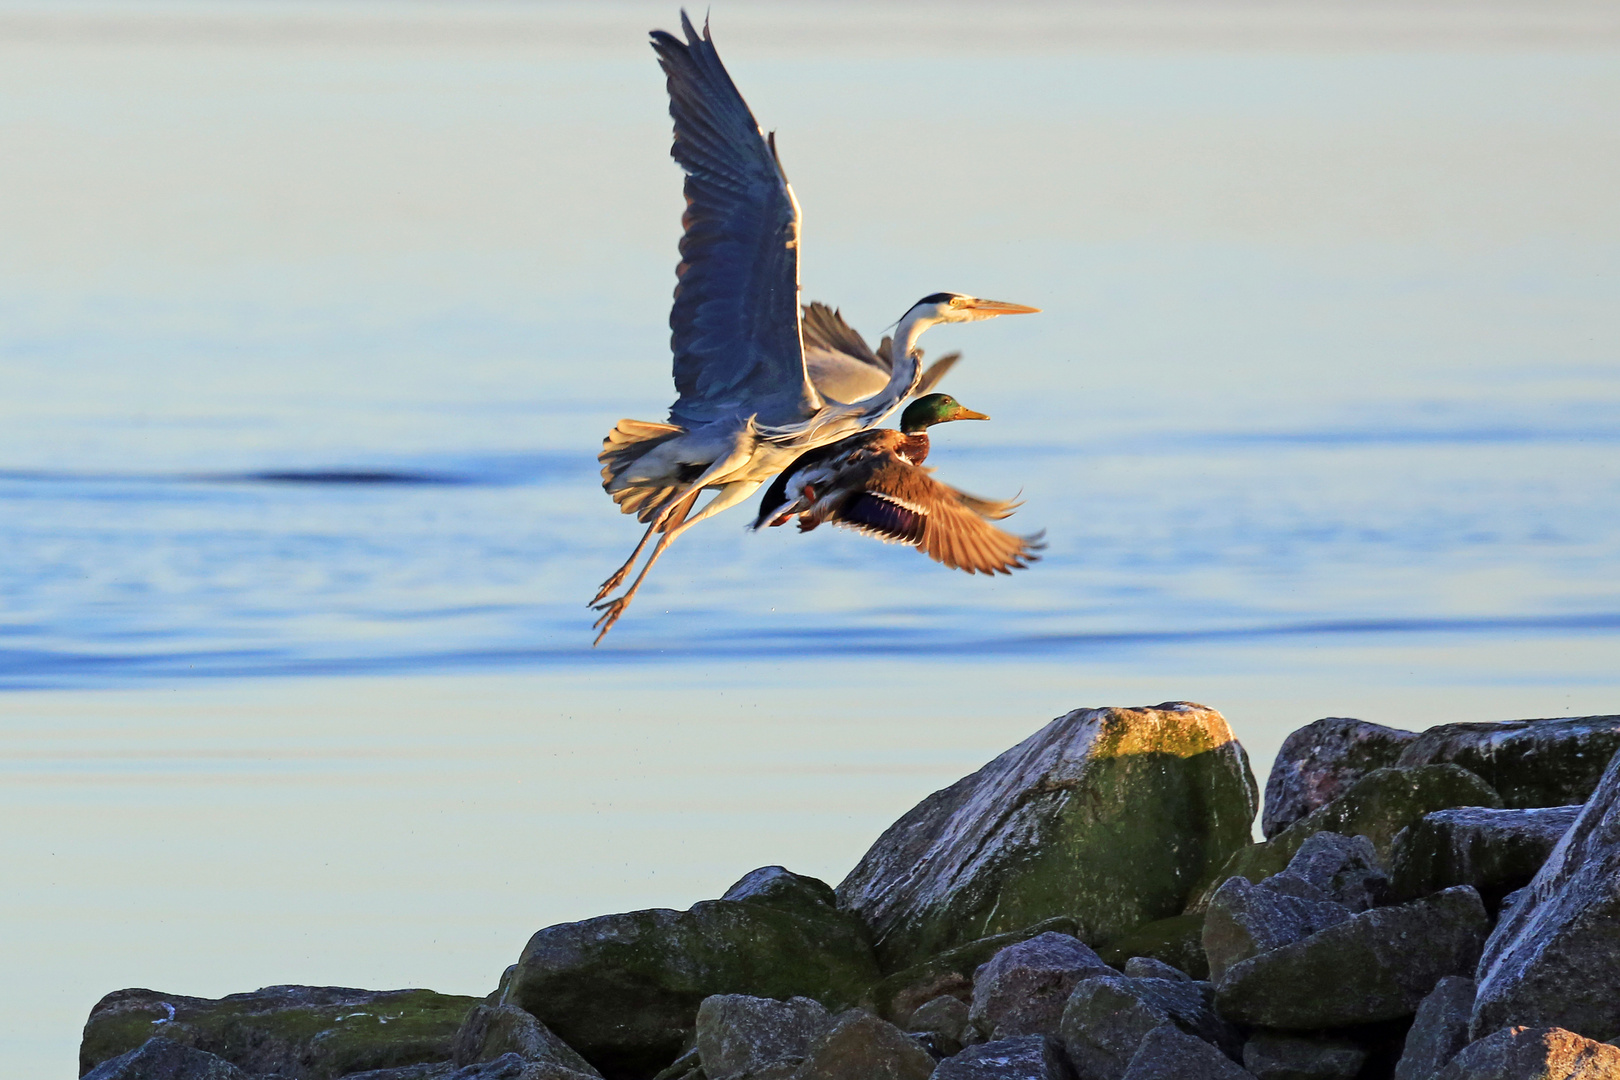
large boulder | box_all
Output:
[930,1036,1073,1080]
[968,933,1113,1040]
[79,986,481,1080]
[1433,1026,1620,1080]
[1389,806,1582,912]
[1263,718,1419,838]
[1392,977,1475,1080]
[838,703,1258,972]
[1194,766,1501,910]
[792,1011,936,1080]
[1395,714,1620,809]
[693,995,831,1080]
[451,1005,599,1075]
[508,895,879,1079]
[83,1038,250,1080]
[1060,976,1240,1080]
[721,867,842,919]
[1214,886,1488,1029]
[1471,745,1620,1042]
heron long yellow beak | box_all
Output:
[964,299,1041,315]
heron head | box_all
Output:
[910,292,1041,325]
[900,393,990,433]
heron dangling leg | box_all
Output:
[589,489,699,606]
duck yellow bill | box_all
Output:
[956,408,990,421]
[965,299,1041,315]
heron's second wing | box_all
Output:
[837,460,1043,575]
[652,15,817,428]
[802,302,887,403]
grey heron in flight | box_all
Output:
[592,13,1038,644]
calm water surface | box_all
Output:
[3,1,1620,1072]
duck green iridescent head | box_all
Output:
[899,393,990,433]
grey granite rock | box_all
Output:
[722,867,841,919]
[1396,714,1620,809]
[930,1035,1074,1079]
[1241,1032,1365,1080]
[1433,1026,1620,1080]
[1120,1025,1251,1080]
[1262,718,1419,838]
[1472,744,1620,1042]
[1215,886,1488,1029]
[1393,977,1476,1080]
[447,1055,600,1080]
[1122,958,1190,981]
[1270,832,1390,911]
[793,1011,936,1080]
[1097,913,1210,980]
[969,932,1113,1040]
[1390,806,1583,913]
[342,1065,456,1080]
[837,703,1257,971]
[907,996,972,1058]
[694,995,831,1080]
[1202,875,1354,985]
[451,1005,599,1075]
[1060,976,1239,1080]
[862,918,1079,1027]
[84,1039,251,1080]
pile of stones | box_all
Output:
[80,705,1620,1080]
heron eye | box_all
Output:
[949,297,965,307]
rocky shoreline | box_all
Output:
[81,703,1620,1080]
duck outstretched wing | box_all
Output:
[652,14,819,430]
[838,458,1043,575]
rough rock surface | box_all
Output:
[508,899,878,1079]
[838,703,1258,971]
[1097,913,1209,980]
[694,995,830,1080]
[906,996,973,1058]
[1241,1032,1365,1080]
[451,1004,599,1075]
[1393,977,1476,1080]
[83,1038,251,1080]
[1433,1026,1620,1080]
[1202,874,1354,985]
[968,932,1113,1040]
[863,918,1079,1026]
[1060,975,1239,1080]
[447,1055,602,1080]
[1122,958,1190,981]
[1396,714,1620,809]
[1269,832,1390,911]
[1263,718,1419,838]
[1472,745,1620,1042]
[1196,766,1502,909]
[930,1035,1074,1079]
[1119,1025,1252,1080]
[721,867,841,919]
[79,986,481,1080]
[792,1011,936,1080]
[1215,886,1488,1029]
[1390,806,1583,912]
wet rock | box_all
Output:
[1472,745,1620,1042]
[1097,913,1210,980]
[1268,832,1390,911]
[451,1005,599,1074]
[930,1035,1074,1079]
[1202,874,1354,985]
[1215,886,1488,1029]
[1433,1026,1620,1080]
[1263,718,1419,838]
[694,995,830,1080]
[838,703,1257,971]
[1390,806,1583,913]
[1060,975,1240,1080]
[792,1011,936,1080]
[721,867,841,920]
[83,1038,251,1080]
[863,919,1079,1026]
[1396,714,1620,810]
[1122,958,1190,981]
[968,932,1113,1040]
[79,986,482,1080]
[906,996,972,1058]
[1196,766,1501,910]
[508,898,878,1079]
[1241,1032,1364,1080]
[1393,977,1475,1080]
[1120,1024,1252,1080]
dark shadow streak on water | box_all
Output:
[5,612,1620,690]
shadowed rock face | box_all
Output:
[837,703,1258,973]
[1396,714,1620,809]
[1472,744,1620,1042]
[83,1038,250,1080]
[1060,976,1239,1080]
[968,932,1114,1041]
[1393,977,1475,1080]
[1242,1031,1366,1080]
[1389,805,1582,912]
[1263,718,1419,838]
[931,1035,1073,1080]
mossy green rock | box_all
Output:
[79,985,481,1080]
[1192,764,1502,910]
[1395,714,1620,809]
[1096,913,1210,981]
[837,703,1258,973]
[858,917,1079,1024]
[508,899,879,1080]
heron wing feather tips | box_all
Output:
[652,13,817,430]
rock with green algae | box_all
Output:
[858,917,1080,1025]
[790,1011,936,1080]
[1388,805,1582,913]
[79,985,482,1080]
[1395,714,1620,810]
[508,891,879,1080]
[1191,765,1502,910]
[1096,912,1209,981]
[450,1003,600,1076]
[83,1037,250,1080]
[837,702,1258,973]
[1263,717,1420,839]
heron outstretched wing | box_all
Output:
[802,302,962,403]
[651,14,818,429]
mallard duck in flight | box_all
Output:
[752,394,1044,575]
[590,13,1038,643]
